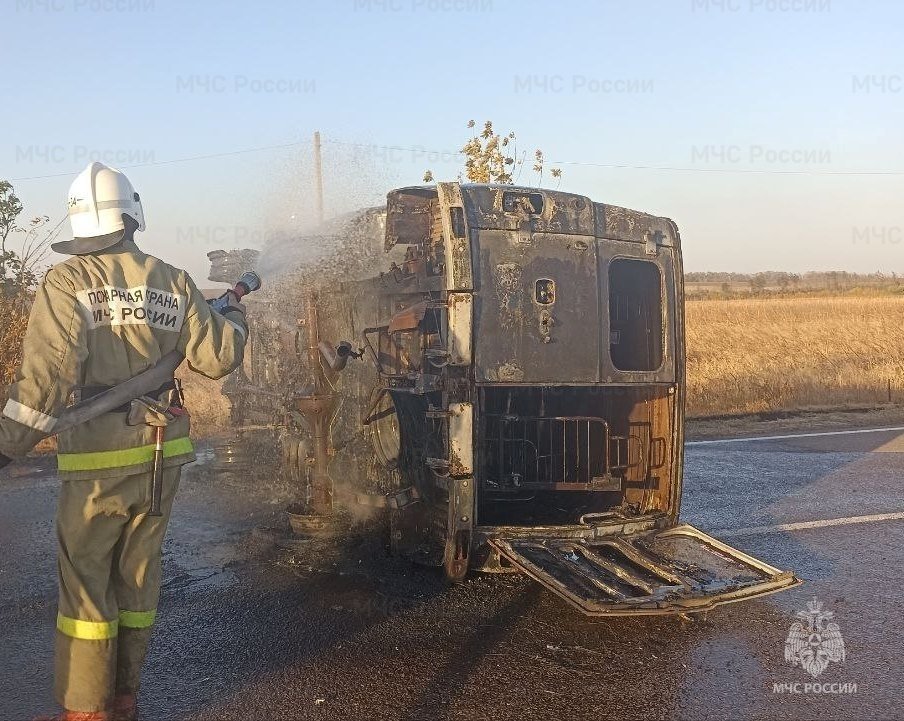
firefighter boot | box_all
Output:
[110,693,137,721]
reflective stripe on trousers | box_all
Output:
[56,609,158,640]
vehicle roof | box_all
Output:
[441,183,680,246]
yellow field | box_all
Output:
[5,293,903,428]
[686,295,904,416]
[176,295,904,424]
[0,292,29,396]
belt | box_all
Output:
[79,380,179,414]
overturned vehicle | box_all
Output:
[216,183,801,617]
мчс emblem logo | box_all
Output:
[784,597,846,678]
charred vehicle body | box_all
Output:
[218,183,801,617]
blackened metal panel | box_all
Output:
[437,182,474,291]
[489,524,800,617]
[594,202,680,247]
[384,187,438,251]
[669,219,687,525]
[447,292,473,366]
[463,185,596,236]
[474,230,600,383]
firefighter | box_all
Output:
[0,162,249,721]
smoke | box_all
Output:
[332,477,381,527]
[209,137,414,525]
[250,138,400,284]
[254,208,387,282]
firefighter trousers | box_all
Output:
[54,466,181,712]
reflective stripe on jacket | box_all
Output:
[0,240,247,478]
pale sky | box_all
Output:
[3,0,902,280]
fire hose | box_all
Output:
[54,270,261,435]
[0,271,262,486]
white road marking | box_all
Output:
[714,511,904,538]
[687,425,904,446]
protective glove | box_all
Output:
[208,290,247,316]
[223,290,247,316]
[0,452,11,471]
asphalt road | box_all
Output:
[1,425,903,721]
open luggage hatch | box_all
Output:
[489,524,801,617]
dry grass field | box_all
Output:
[0,292,30,402]
[4,293,904,431]
[685,295,904,416]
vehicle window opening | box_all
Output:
[609,259,663,372]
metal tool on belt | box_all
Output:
[126,388,186,516]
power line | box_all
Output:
[9,135,904,182]
[322,139,904,176]
[546,159,904,176]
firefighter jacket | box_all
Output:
[0,240,247,479]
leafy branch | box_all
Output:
[424,120,562,186]
[0,180,61,290]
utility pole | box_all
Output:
[313,131,324,225]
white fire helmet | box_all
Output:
[52,161,146,255]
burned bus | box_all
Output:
[218,183,800,617]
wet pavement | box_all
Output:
[1,426,903,721]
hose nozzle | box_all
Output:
[234,270,262,298]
